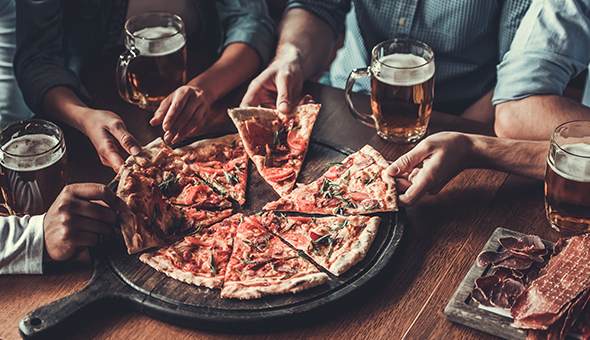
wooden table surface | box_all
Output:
[0,54,558,340]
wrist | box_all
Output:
[185,81,215,105]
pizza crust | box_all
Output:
[328,216,380,275]
[140,252,224,289]
[220,272,329,300]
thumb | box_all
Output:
[387,145,430,177]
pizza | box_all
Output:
[227,103,321,196]
[139,211,381,299]
[116,134,247,254]
[220,213,329,299]
[263,145,397,215]
[271,214,380,276]
[139,214,243,289]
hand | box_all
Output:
[387,132,475,207]
[43,183,125,262]
[240,54,303,114]
[81,108,141,172]
[150,85,212,144]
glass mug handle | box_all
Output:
[345,67,375,128]
[116,46,140,105]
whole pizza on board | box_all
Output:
[115,105,398,299]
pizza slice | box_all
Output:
[263,145,397,215]
[139,214,243,289]
[220,214,329,300]
[271,214,380,276]
[173,134,248,205]
[227,103,321,196]
[116,137,236,254]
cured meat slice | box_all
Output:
[499,235,545,254]
[490,278,524,309]
[511,233,590,330]
[477,250,512,267]
[493,256,533,271]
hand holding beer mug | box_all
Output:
[345,39,435,143]
[117,12,187,112]
[0,120,67,216]
[545,120,590,235]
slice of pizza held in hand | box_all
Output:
[263,145,397,215]
[227,103,321,197]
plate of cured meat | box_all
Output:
[445,227,590,340]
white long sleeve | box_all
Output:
[0,214,44,274]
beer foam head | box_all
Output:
[551,143,590,182]
[132,26,185,57]
[1,134,63,171]
[372,54,435,86]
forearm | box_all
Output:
[276,8,335,81]
[469,134,548,180]
[495,96,590,140]
[42,86,92,135]
[188,43,260,103]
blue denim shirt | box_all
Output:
[287,0,531,112]
[14,0,276,115]
[493,0,590,105]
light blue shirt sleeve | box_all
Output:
[0,214,44,275]
[493,0,590,105]
[216,0,276,67]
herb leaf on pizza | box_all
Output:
[263,145,397,215]
[116,134,247,254]
[228,103,320,196]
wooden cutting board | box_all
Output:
[19,137,404,338]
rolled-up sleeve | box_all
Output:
[0,214,45,275]
[493,0,590,105]
[14,0,88,115]
[286,0,350,40]
[216,0,277,67]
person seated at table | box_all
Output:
[241,0,531,118]
[492,0,590,140]
[0,184,123,275]
[0,0,32,127]
[14,0,276,172]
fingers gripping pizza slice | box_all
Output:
[263,145,397,215]
[139,214,243,289]
[220,214,329,300]
[228,103,320,197]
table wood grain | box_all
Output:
[0,53,557,340]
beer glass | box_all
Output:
[345,39,435,143]
[0,120,67,216]
[544,120,590,235]
[117,12,187,112]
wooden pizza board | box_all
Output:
[19,136,404,338]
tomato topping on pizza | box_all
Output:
[263,145,398,215]
[228,103,321,197]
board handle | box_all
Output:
[18,277,112,339]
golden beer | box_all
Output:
[117,13,187,111]
[544,142,590,235]
[0,120,67,216]
[370,54,434,142]
[346,39,435,143]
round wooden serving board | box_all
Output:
[19,137,404,338]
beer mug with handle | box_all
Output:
[117,12,187,112]
[0,119,67,216]
[345,38,435,143]
[545,120,590,235]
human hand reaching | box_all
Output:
[150,85,212,144]
[43,183,125,262]
[240,53,304,113]
[387,132,476,207]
